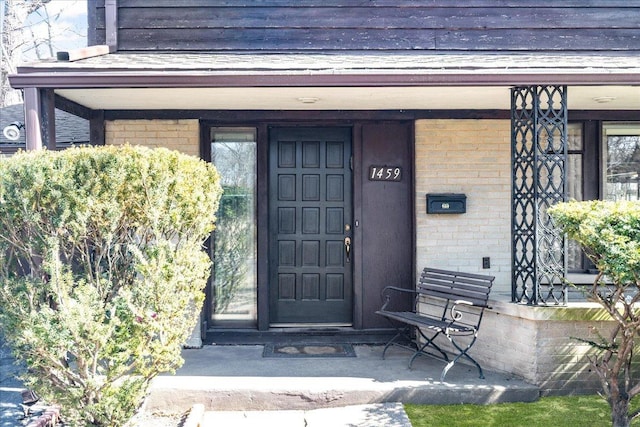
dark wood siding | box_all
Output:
[88,0,640,52]
[357,122,414,329]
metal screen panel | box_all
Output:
[511,86,568,305]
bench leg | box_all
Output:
[379,320,485,382]
[381,322,416,360]
[408,327,449,370]
[382,330,403,359]
[409,328,484,382]
[444,333,484,381]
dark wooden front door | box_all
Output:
[269,127,353,325]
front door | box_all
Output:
[269,127,353,325]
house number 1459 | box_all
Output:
[368,166,402,181]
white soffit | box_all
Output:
[55,85,640,111]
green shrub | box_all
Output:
[549,200,640,427]
[0,145,222,426]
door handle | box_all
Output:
[344,237,351,263]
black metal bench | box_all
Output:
[375,267,495,381]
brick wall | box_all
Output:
[475,301,638,395]
[105,119,200,157]
[414,119,511,295]
[415,297,627,394]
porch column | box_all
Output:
[511,86,568,305]
[41,89,56,150]
[23,87,43,151]
[23,88,57,151]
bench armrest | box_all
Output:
[449,299,488,325]
[379,286,417,311]
[382,286,416,295]
[454,299,491,309]
[454,299,472,306]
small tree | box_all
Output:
[549,200,640,427]
[2,0,51,106]
[0,145,222,426]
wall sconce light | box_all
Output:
[3,121,25,141]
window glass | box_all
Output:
[567,124,584,201]
[603,123,640,201]
[210,128,257,327]
[566,123,584,271]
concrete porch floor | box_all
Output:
[141,343,540,424]
[2,336,541,426]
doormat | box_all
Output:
[262,343,356,358]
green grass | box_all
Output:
[404,395,628,427]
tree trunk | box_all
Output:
[612,398,631,427]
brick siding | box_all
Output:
[414,119,511,296]
[105,119,200,157]
[476,301,640,395]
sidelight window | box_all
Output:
[210,127,257,327]
[566,123,585,272]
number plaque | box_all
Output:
[368,166,402,182]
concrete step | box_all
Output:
[143,344,540,415]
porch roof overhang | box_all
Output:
[8,52,640,111]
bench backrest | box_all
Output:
[418,267,495,308]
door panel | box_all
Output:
[359,122,414,329]
[269,127,353,325]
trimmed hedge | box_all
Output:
[0,145,222,426]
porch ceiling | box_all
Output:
[10,52,640,111]
[53,85,639,111]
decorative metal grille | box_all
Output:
[511,86,568,305]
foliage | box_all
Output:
[405,395,614,427]
[0,145,222,426]
[549,200,640,427]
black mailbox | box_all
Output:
[426,193,466,214]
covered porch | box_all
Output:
[7,51,640,393]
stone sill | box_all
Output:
[488,295,610,322]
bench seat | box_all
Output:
[376,310,475,334]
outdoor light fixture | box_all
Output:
[296,97,320,104]
[592,96,617,104]
[2,121,25,141]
